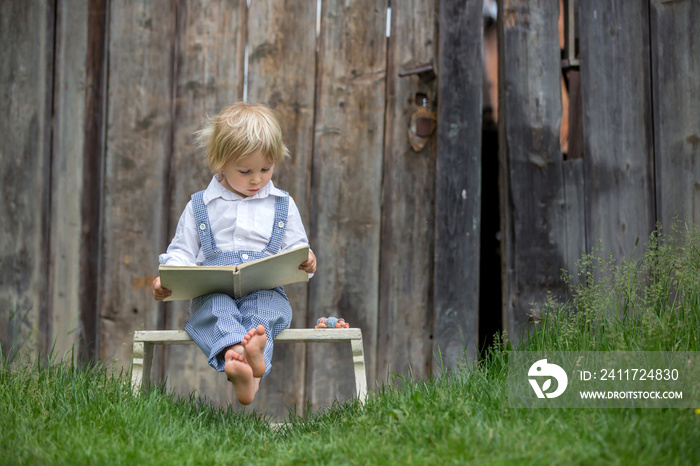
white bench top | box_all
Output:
[133,328,363,343]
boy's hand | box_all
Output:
[299,250,317,274]
[151,276,172,301]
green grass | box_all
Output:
[2,223,700,465]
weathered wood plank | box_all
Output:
[377,0,437,381]
[246,0,316,416]
[49,0,91,364]
[161,0,246,409]
[562,158,586,281]
[0,1,54,359]
[579,1,655,258]
[307,0,387,408]
[433,0,483,367]
[650,0,700,227]
[99,0,176,367]
[498,0,566,342]
[77,0,109,364]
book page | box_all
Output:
[236,245,309,297]
[159,265,236,301]
[158,245,310,301]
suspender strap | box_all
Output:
[266,194,289,255]
[191,191,219,259]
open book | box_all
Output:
[159,245,309,301]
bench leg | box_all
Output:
[351,338,368,402]
[131,341,154,395]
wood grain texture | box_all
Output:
[307,0,387,409]
[246,0,317,417]
[562,158,586,283]
[0,1,54,358]
[498,0,566,342]
[161,0,247,409]
[78,0,108,364]
[650,0,700,227]
[579,1,655,258]
[433,0,483,367]
[378,0,437,381]
[99,0,176,367]
[49,0,90,364]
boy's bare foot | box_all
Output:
[224,348,257,405]
[241,325,267,378]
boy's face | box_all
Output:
[220,150,275,197]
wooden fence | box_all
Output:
[499,0,699,335]
[1,0,698,417]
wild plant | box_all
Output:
[526,221,700,353]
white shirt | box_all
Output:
[159,176,310,266]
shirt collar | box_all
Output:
[202,176,285,204]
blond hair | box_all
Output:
[195,102,290,173]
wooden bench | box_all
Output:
[131,328,368,402]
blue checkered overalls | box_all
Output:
[184,190,293,379]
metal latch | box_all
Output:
[398,64,436,83]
